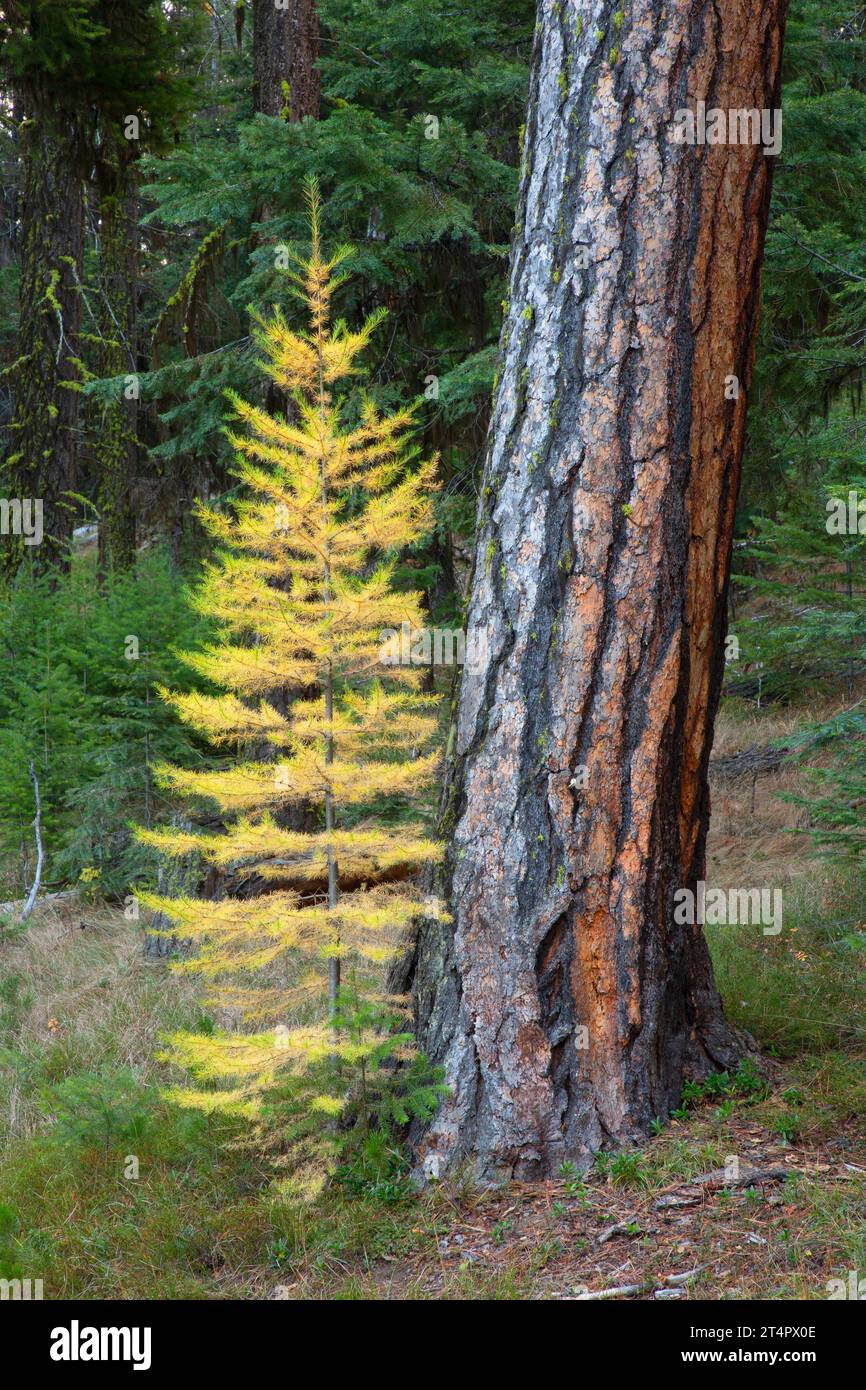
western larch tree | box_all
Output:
[137,187,444,1187]
[411,0,790,1179]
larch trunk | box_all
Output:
[412,0,789,1181]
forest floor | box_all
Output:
[0,702,864,1300]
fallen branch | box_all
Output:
[597,1219,644,1245]
[575,1265,711,1301]
[20,761,44,923]
[574,1282,651,1301]
[709,744,791,783]
[665,1264,710,1286]
[691,1164,791,1189]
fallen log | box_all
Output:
[709,744,791,783]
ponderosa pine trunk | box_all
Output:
[252,0,320,120]
[412,0,789,1181]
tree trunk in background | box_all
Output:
[3,112,84,573]
[96,156,139,573]
[252,0,320,120]
[412,0,789,1181]
[251,0,320,418]
[0,110,17,272]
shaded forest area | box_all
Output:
[0,0,865,1308]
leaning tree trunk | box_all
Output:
[252,0,319,120]
[412,0,789,1181]
[3,109,84,573]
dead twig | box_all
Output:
[20,761,44,923]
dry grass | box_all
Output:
[0,696,864,1299]
[0,895,199,1145]
[708,700,840,890]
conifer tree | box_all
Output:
[128,0,534,551]
[734,425,866,703]
[138,186,445,1187]
[0,0,199,574]
[411,0,789,1179]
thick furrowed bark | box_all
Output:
[413,0,788,1181]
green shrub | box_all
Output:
[0,547,212,898]
[41,1070,156,1153]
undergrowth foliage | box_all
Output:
[138,184,447,1196]
[0,548,209,897]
